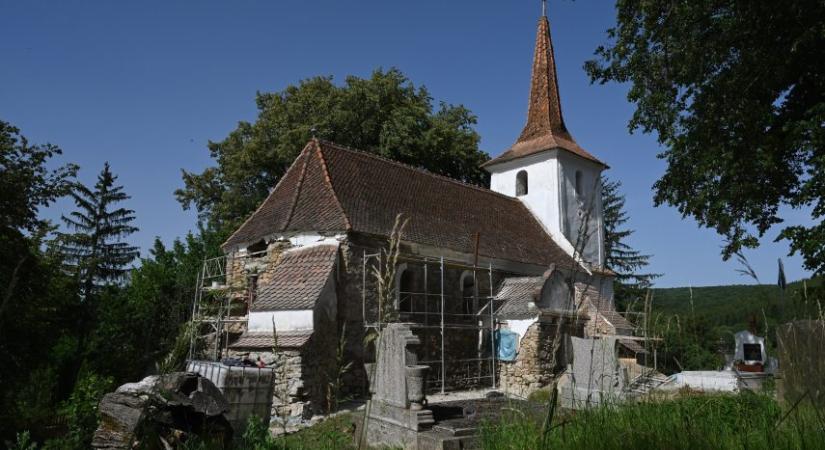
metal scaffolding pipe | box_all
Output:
[490,261,496,389]
[440,256,445,395]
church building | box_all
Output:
[207,8,642,424]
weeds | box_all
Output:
[157,321,196,374]
[481,392,825,450]
[327,323,353,414]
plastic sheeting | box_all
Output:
[496,329,519,361]
[659,371,738,392]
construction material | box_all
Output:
[186,361,274,434]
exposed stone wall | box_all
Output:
[336,233,381,397]
[337,232,518,395]
[499,318,584,398]
[228,348,307,429]
[226,230,558,416]
[225,240,339,430]
[229,331,338,430]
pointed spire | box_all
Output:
[482,9,605,169]
[517,13,571,144]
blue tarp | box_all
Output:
[495,329,519,361]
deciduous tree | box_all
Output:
[176,68,490,229]
[586,1,825,273]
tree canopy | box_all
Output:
[176,68,490,229]
[0,120,77,236]
[586,1,825,273]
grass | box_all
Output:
[279,413,357,450]
[480,392,825,450]
[235,412,358,450]
[169,392,825,450]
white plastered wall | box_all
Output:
[248,310,314,332]
[488,151,576,258]
[557,152,605,266]
[505,317,538,344]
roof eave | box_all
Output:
[482,145,608,172]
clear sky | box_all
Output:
[0,0,813,287]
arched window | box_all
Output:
[397,266,414,313]
[460,270,476,316]
[516,170,528,196]
[574,170,583,198]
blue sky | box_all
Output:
[0,0,812,287]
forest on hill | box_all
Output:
[643,278,823,375]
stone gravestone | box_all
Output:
[559,336,624,409]
[372,323,420,407]
[367,323,434,449]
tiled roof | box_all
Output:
[618,339,648,355]
[251,244,338,312]
[482,16,605,169]
[229,331,312,349]
[597,308,635,335]
[224,140,579,269]
[495,277,542,320]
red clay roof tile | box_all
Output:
[229,330,312,349]
[224,139,578,269]
[251,244,338,312]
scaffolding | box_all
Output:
[188,250,265,361]
[362,252,507,394]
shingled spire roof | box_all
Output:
[482,13,605,168]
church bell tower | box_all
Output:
[484,7,607,267]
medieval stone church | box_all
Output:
[215,10,643,423]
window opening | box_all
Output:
[516,170,528,196]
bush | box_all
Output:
[9,431,38,450]
[57,371,113,450]
[242,415,275,450]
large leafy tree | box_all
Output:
[177,68,490,228]
[0,121,77,235]
[59,162,139,295]
[602,177,660,307]
[586,1,825,273]
[0,121,80,442]
[1,120,77,325]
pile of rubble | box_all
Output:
[92,372,233,450]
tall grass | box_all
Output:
[481,393,825,450]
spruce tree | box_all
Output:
[59,162,139,297]
[602,177,660,308]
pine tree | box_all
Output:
[58,162,139,296]
[602,177,660,308]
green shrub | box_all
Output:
[58,371,113,450]
[241,415,275,450]
[9,431,38,450]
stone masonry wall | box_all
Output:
[499,318,584,398]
